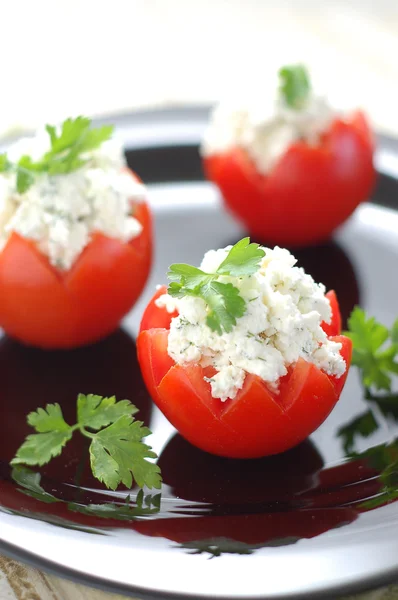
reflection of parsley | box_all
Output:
[12,466,60,504]
[353,443,398,510]
[177,536,299,558]
[337,391,398,454]
[345,307,398,391]
[69,490,161,520]
[337,410,379,454]
[0,117,113,193]
[11,394,161,491]
[168,238,265,334]
[11,466,161,520]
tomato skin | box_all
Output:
[140,285,177,332]
[0,171,152,349]
[137,287,351,458]
[137,328,175,407]
[204,111,375,246]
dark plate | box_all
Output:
[0,108,398,600]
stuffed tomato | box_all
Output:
[202,65,375,246]
[137,238,352,458]
[0,117,152,349]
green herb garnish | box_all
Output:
[278,64,311,110]
[345,307,398,391]
[167,238,265,335]
[0,117,114,193]
[11,394,161,491]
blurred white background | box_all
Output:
[0,0,397,136]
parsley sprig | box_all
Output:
[167,238,265,335]
[345,307,398,391]
[11,394,161,491]
[0,117,113,193]
[278,64,311,110]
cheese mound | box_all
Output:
[201,92,336,174]
[0,133,145,270]
[156,245,345,401]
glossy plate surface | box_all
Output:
[0,108,398,599]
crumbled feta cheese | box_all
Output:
[201,92,337,174]
[156,293,179,315]
[157,245,346,401]
[0,136,146,270]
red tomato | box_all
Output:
[137,288,352,458]
[0,170,152,349]
[140,285,178,332]
[204,111,375,246]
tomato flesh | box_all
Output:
[0,170,152,349]
[204,111,375,246]
[322,290,342,336]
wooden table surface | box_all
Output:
[0,0,397,598]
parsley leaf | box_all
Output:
[1,116,114,193]
[90,415,161,490]
[11,394,161,491]
[217,238,265,277]
[391,319,398,345]
[11,430,73,466]
[167,238,265,334]
[77,394,137,431]
[278,64,311,110]
[12,405,73,466]
[0,153,12,172]
[43,117,113,176]
[16,166,36,193]
[168,264,209,290]
[27,403,71,432]
[345,307,398,391]
[202,281,245,334]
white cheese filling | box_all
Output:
[0,133,146,270]
[201,92,337,174]
[156,245,346,402]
